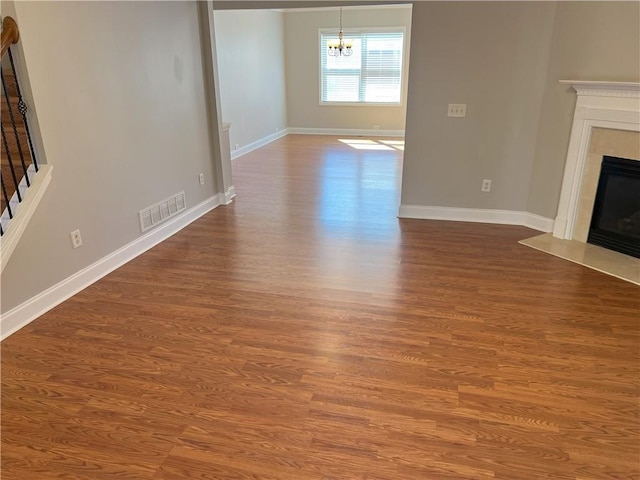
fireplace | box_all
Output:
[554,81,640,242]
[587,156,640,258]
[519,80,640,286]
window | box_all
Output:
[320,30,404,105]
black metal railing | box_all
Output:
[1,45,38,236]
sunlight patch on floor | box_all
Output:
[339,138,404,151]
[380,140,405,151]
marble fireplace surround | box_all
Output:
[521,81,640,285]
[571,128,639,243]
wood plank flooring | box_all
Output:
[2,134,639,479]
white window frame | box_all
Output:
[318,27,406,107]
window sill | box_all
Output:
[319,102,403,107]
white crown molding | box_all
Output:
[560,80,640,99]
[0,195,222,341]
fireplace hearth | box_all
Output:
[588,156,640,258]
[521,81,640,285]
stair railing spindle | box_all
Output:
[1,67,30,187]
[1,122,22,202]
[0,173,12,219]
[7,49,37,172]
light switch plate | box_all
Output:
[448,104,467,117]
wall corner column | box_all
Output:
[198,1,234,203]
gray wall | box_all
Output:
[401,1,640,218]
[1,1,220,313]
[214,9,288,150]
[284,6,412,131]
[527,1,640,218]
[401,2,555,211]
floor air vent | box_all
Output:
[139,192,186,232]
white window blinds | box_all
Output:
[320,31,404,104]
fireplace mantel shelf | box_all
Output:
[559,80,640,98]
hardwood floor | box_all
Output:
[2,134,639,479]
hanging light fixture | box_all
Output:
[328,8,352,57]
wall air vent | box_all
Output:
[139,192,186,233]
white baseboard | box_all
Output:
[220,186,236,205]
[229,128,404,161]
[0,195,222,341]
[231,129,289,160]
[288,127,404,137]
[522,212,555,233]
[398,205,554,233]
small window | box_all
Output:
[320,30,404,105]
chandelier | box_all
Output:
[327,8,352,57]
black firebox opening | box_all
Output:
[587,155,640,259]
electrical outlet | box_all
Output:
[70,229,83,249]
[448,104,467,117]
[199,173,205,186]
[481,179,492,192]
[373,125,380,130]
[234,144,239,151]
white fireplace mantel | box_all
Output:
[553,80,640,240]
[561,80,640,98]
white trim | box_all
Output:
[227,128,406,160]
[398,205,554,233]
[231,129,288,160]
[0,195,222,341]
[221,185,236,205]
[553,81,640,240]
[288,127,404,137]
[282,4,413,13]
[522,212,555,233]
[559,80,640,98]
[399,205,524,225]
[1,165,53,273]
[319,26,409,35]
[319,102,403,107]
